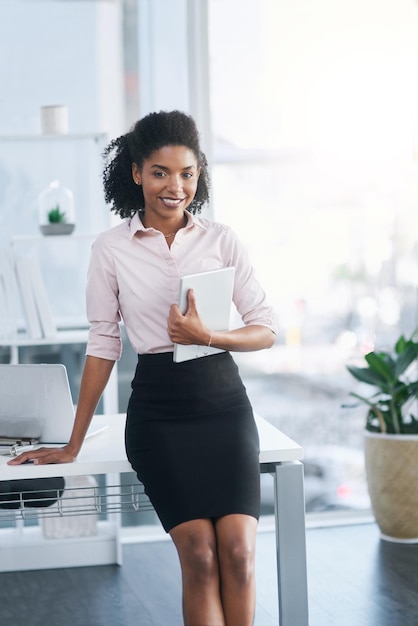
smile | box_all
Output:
[160,197,185,207]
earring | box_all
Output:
[136,180,141,185]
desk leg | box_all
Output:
[106,472,123,566]
[273,460,309,626]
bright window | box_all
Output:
[208,0,418,513]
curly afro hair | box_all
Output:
[102,110,210,218]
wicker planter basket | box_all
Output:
[364,431,418,543]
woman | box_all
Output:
[9,110,277,626]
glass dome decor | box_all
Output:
[38,180,75,235]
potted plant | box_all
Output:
[345,330,418,542]
[38,180,75,235]
[47,205,67,224]
[39,205,75,235]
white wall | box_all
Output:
[0,0,125,137]
[0,0,213,326]
[0,0,126,325]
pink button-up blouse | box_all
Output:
[85,211,277,361]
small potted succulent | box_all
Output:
[345,330,418,541]
[47,205,67,224]
[39,180,75,235]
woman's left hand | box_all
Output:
[168,289,211,346]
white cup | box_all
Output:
[41,105,69,135]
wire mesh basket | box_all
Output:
[0,477,153,523]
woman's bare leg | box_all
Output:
[215,514,258,626]
[170,518,225,626]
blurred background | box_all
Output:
[1,0,418,525]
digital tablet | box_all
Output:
[173,267,235,363]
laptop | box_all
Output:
[0,363,76,446]
[173,267,235,363]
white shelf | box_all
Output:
[11,233,97,243]
[0,132,107,142]
[1,329,89,348]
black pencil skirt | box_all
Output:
[125,351,260,532]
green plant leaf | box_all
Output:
[346,364,387,386]
[365,351,394,381]
[394,342,418,378]
[395,335,407,354]
[345,330,418,434]
[48,205,66,223]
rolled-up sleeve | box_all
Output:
[85,235,123,361]
[226,228,278,335]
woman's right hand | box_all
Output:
[7,444,78,466]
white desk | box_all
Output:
[0,413,309,626]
